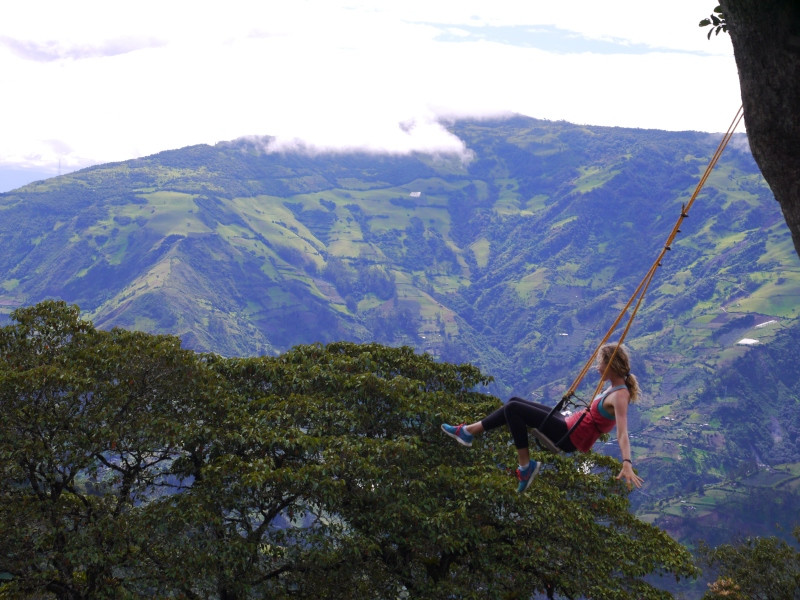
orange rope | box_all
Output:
[564,106,745,404]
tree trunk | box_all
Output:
[721,0,800,257]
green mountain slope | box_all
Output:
[2,116,800,554]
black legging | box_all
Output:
[481,397,577,452]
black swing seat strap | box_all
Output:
[531,392,585,454]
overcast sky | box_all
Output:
[0,1,741,190]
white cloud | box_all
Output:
[0,0,740,178]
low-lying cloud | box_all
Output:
[0,0,740,185]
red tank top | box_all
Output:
[565,385,627,453]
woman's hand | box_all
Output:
[616,461,644,489]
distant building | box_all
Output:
[736,338,759,346]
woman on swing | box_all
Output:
[441,343,644,493]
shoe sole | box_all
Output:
[518,462,541,493]
[441,424,472,447]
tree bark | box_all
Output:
[721,0,800,257]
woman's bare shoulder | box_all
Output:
[606,386,630,408]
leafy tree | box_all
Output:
[0,300,220,598]
[699,5,728,39]
[1,302,699,599]
[699,528,800,599]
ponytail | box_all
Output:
[624,371,640,403]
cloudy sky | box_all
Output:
[0,1,740,191]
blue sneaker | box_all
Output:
[516,461,541,493]
[441,423,474,447]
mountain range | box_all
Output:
[2,115,799,555]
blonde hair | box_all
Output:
[599,343,640,402]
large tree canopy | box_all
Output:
[719,0,800,258]
[0,301,698,599]
[699,528,800,599]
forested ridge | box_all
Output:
[2,118,794,399]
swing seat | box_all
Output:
[532,428,563,454]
